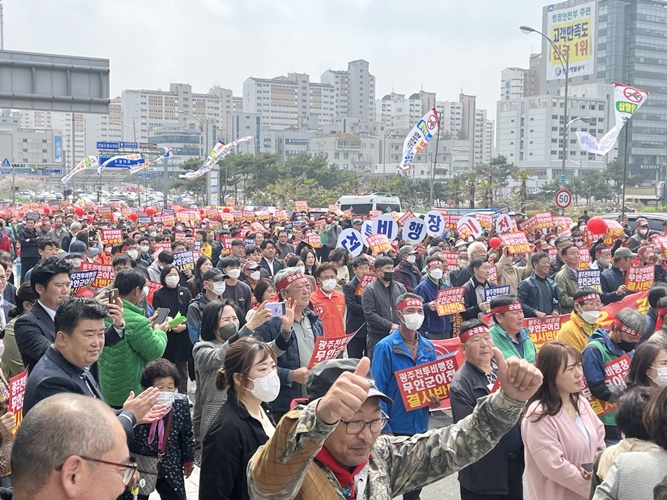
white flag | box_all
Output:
[397,107,439,171]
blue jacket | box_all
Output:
[640,308,659,345]
[517,273,560,317]
[582,328,632,385]
[253,310,324,414]
[371,328,437,435]
[413,276,452,337]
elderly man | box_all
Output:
[393,245,422,293]
[414,255,453,340]
[583,307,647,444]
[554,244,580,314]
[600,247,635,305]
[451,320,524,500]
[557,289,603,352]
[23,298,160,440]
[247,350,542,498]
[11,394,137,500]
[489,295,536,363]
[517,251,560,319]
[254,267,324,422]
[450,241,487,287]
[461,258,493,321]
[343,256,371,358]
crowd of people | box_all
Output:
[0,204,666,499]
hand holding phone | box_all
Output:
[265,302,286,318]
[152,308,170,326]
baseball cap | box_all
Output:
[614,247,637,259]
[352,218,362,226]
[306,358,392,406]
[636,218,649,228]
[60,240,87,258]
[202,268,225,281]
[398,245,416,257]
[243,260,259,272]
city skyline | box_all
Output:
[3,0,543,120]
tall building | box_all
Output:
[322,60,376,122]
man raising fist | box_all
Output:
[248,349,543,499]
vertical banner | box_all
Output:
[546,1,596,80]
[7,369,28,435]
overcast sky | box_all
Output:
[4,0,546,120]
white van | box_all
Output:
[336,193,402,215]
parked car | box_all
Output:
[600,212,667,232]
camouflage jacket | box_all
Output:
[247,390,525,500]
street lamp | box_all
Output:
[175,110,211,205]
[520,25,570,186]
[366,131,397,176]
[109,119,146,205]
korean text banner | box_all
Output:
[546,1,595,81]
[397,107,440,171]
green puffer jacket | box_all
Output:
[99,299,167,407]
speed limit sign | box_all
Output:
[555,189,572,209]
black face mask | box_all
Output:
[617,339,637,353]
[218,322,239,341]
[383,271,394,282]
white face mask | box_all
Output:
[142,286,149,297]
[249,271,261,281]
[127,249,139,260]
[165,275,180,288]
[651,367,667,387]
[429,268,444,280]
[406,255,416,264]
[211,281,226,296]
[149,231,157,238]
[402,312,424,331]
[140,245,149,253]
[247,370,280,403]
[227,269,241,279]
[580,310,601,325]
[321,278,337,292]
[70,258,82,268]
[157,390,176,412]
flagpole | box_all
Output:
[621,122,629,221]
[429,111,440,209]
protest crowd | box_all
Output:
[2,200,667,500]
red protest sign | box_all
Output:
[101,228,123,246]
[368,210,382,220]
[625,265,655,292]
[582,354,630,417]
[397,210,415,226]
[355,273,377,296]
[523,315,568,353]
[441,251,459,268]
[435,287,465,316]
[307,333,356,369]
[553,216,574,228]
[80,262,114,289]
[475,212,494,230]
[305,233,323,249]
[293,200,308,210]
[395,356,459,411]
[146,280,162,305]
[498,232,531,254]
[578,247,591,270]
[221,236,232,256]
[366,234,392,254]
[488,264,498,284]
[8,368,28,435]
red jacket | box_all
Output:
[310,287,346,338]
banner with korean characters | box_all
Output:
[305,233,323,249]
[7,369,28,435]
[625,265,655,293]
[487,265,498,284]
[337,228,364,257]
[80,263,114,289]
[173,251,195,272]
[578,247,591,270]
[70,270,98,291]
[498,232,531,254]
[440,251,460,269]
[582,354,630,417]
[484,285,510,302]
[553,216,574,228]
[474,212,494,230]
[307,333,356,369]
[397,210,416,227]
[101,228,123,246]
[221,236,233,256]
[577,269,601,292]
[395,355,459,412]
[518,212,553,234]
[355,273,377,296]
[366,234,392,254]
[435,287,465,316]
[146,280,162,304]
[522,315,568,353]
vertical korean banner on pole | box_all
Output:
[546,2,596,81]
[7,369,28,435]
[397,107,440,171]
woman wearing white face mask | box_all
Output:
[200,337,278,500]
[185,255,212,298]
[626,339,667,390]
[370,293,439,500]
[152,265,193,395]
[557,289,604,353]
[414,255,454,340]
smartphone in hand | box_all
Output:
[152,307,170,326]
[265,302,286,318]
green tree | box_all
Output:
[512,169,532,213]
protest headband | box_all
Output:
[613,320,641,338]
[655,307,667,331]
[596,248,611,255]
[459,325,490,344]
[427,260,443,268]
[276,272,305,292]
[397,298,423,311]
[492,302,522,314]
[574,293,600,304]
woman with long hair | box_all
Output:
[199,337,278,500]
[299,247,318,277]
[626,338,667,390]
[186,255,212,298]
[522,341,605,500]
[1,282,35,379]
[192,299,272,440]
[245,278,277,323]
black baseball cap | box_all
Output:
[306,358,392,406]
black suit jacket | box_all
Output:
[258,257,286,277]
[343,276,366,337]
[23,346,135,439]
[15,302,122,372]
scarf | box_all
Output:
[315,445,369,500]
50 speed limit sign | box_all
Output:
[555,189,572,209]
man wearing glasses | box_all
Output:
[248,348,543,499]
[9,393,136,499]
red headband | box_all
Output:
[398,298,423,311]
[492,302,522,314]
[459,325,491,343]
[427,260,443,268]
[613,320,641,338]
[277,272,305,292]
[575,293,600,304]
[655,307,667,331]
